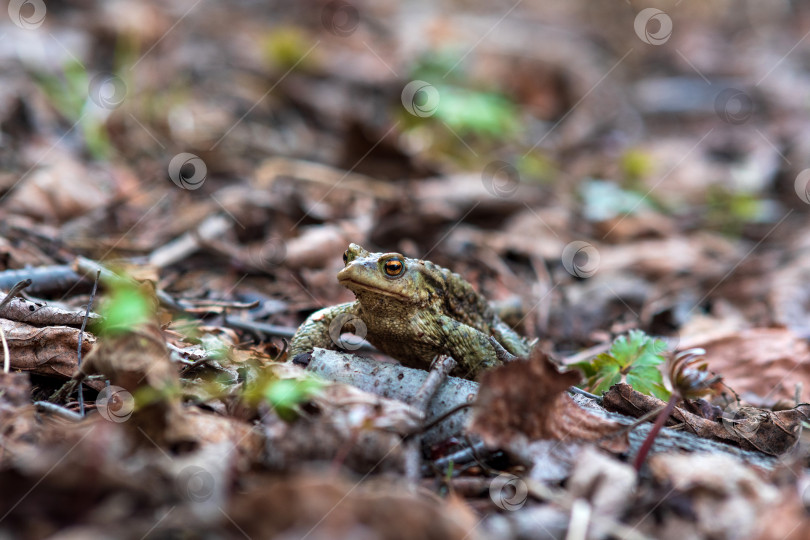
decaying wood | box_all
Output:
[573,394,779,470]
[404,355,457,481]
[306,348,787,471]
[306,348,477,447]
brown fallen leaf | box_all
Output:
[0,295,102,328]
[632,453,783,539]
[5,149,119,222]
[681,328,810,404]
[226,473,478,540]
[751,486,810,540]
[1,318,94,379]
[469,348,628,454]
[602,383,810,456]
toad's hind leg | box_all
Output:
[437,315,501,378]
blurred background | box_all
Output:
[2,0,810,398]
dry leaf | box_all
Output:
[226,473,479,540]
[469,348,628,453]
[0,295,101,328]
[1,318,94,379]
[262,368,423,474]
[682,328,810,404]
[636,453,781,539]
[602,383,810,456]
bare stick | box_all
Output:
[0,267,76,295]
[0,279,32,310]
[405,356,457,482]
[76,271,100,416]
[34,401,83,422]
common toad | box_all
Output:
[288,244,531,378]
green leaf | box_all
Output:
[578,330,669,399]
[590,369,622,395]
[434,86,519,138]
[570,360,597,379]
[101,284,152,336]
[626,367,666,399]
[264,377,324,421]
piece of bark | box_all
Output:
[1,318,95,379]
[404,356,457,481]
[469,348,628,454]
[602,383,810,456]
[306,348,478,446]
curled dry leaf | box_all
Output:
[1,318,95,380]
[603,383,810,456]
[682,328,810,404]
[469,348,628,453]
[0,295,102,328]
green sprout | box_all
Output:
[574,330,670,400]
[263,376,324,421]
[99,282,153,336]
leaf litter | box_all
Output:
[2,1,810,538]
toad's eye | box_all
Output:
[383,258,404,277]
[343,251,349,265]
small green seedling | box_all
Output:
[574,330,669,400]
[263,376,324,421]
[99,282,153,336]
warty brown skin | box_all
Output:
[288,244,531,379]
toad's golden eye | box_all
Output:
[343,251,349,265]
[383,259,404,277]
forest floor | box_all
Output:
[2,1,810,539]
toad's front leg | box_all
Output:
[288,302,361,358]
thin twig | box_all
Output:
[0,279,31,374]
[34,401,83,422]
[418,402,473,434]
[568,386,602,401]
[0,279,32,311]
[76,271,100,416]
[0,326,8,374]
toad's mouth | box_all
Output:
[338,278,411,301]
